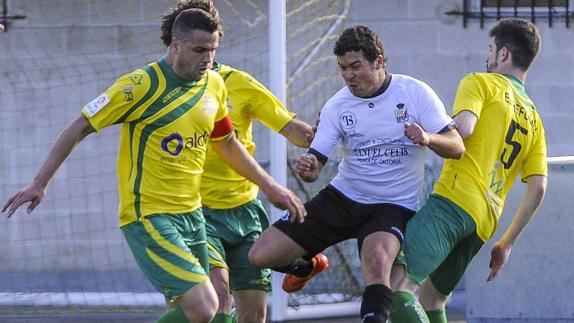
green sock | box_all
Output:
[390,291,429,323]
[211,313,234,323]
[426,309,447,323]
[156,307,188,323]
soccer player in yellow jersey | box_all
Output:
[391,18,547,323]
[2,8,305,323]
[203,61,313,323]
[161,2,314,322]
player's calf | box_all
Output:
[360,284,392,323]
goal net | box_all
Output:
[0,0,375,318]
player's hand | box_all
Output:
[2,183,47,218]
[262,183,306,223]
[404,123,430,146]
[296,153,319,182]
[0,24,4,33]
[487,241,512,281]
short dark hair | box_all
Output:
[334,25,386,65]
[161,1,222,46]
[489,18,541,71]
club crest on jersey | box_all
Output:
[394,103,409,123]
[202,95,218,116]
[340,111,357,130]
[123,86,134,102]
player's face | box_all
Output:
[486,37,500,73]
[337,51,383,98]
[173,30,219,81]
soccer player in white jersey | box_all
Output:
[249,25,465,323]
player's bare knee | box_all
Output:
[216,287,233,311]
[178,282,219,322]
[180,302,217,323]
[210,269,231,303]
[210,281,232,311]
[239,307,266,323]
[248,245,267,268]
[196,293,218,322]
[364,252,393,281]
[183,306,217,323]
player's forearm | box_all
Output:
[34,116,94,187]
[427,130,465,159]
[499,176,546,246]
[213,137,278,191]
[280,118,314,148]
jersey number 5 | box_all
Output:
[501,119,528,169]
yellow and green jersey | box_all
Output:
[200,62,295,209]
[81,59,233,227]
[434,72,547,241]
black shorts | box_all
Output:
[273,185,415,257]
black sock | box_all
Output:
[271,257,313,277]
[360,284,392,323]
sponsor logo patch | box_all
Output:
[85,93,110,117]
[340,111,357,130]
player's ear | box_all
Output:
[170,37,180,52]
[375,55,384,70]
[500,46,510,62]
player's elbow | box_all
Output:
[437,141,465,160]
[529,176,547,201]
[450,132,466,159]
[451,143,465,159]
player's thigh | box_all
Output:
[398,195,476,286]
[357,203,414,254]
[121,212,209,301]
[429,231,483,296]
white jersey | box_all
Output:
[311,74,453,210]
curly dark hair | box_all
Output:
[334,25,386,65]
[489,18,541,71]
[161,0,222,47]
